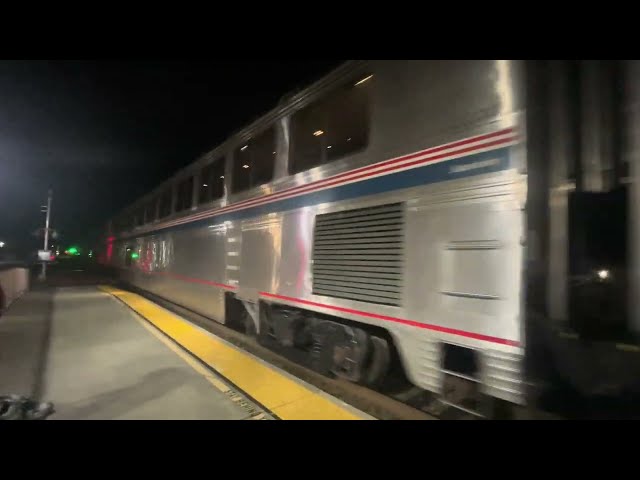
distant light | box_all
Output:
[313,130,324,137]
[347,137,352,142]
[240,145,248,151]
[354,74,373,86]
[0,241,4,248]
[202,183,208,187]
[242,164,250,169]
[327,145,332,149]
[219,175,224,179]
[597,269,610,280]
[272,151,276,155]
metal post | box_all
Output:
[40,189,52,281]
[626,61,640,334]
[547,60,573,324]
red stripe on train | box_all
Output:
[196,128,518,216]
[259,292,521,347]
[120,129,517,238]
[127,268,519,347]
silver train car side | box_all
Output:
[105,60,527,411]
[102,60,640,417]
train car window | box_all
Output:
[175,176,194,212]
[134,207,144,227]
[198,157,226,204]
[158,189,172,218]
[232,126,276,193]
[112,216,123,233]
[118,214,133,233]
[289,74,372,175]
[144,200,156,223]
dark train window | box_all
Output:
[126,215,134,231]
[134,207,145,227]
[175,176,194,212]
[232,126,276,193]
[144,200,156,223]
[158,189,172,219]
[199,157,226,204]
[112,215,126,233]
[289,74,372,175]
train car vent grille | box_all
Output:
[312,203,405,307]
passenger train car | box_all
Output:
[102,60,640,418]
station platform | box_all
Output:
[0,285,372,420]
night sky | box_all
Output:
[0,60,341,256]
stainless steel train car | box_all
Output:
[102,60,640,418]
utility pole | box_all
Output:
[40,189,53,281]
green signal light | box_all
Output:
[67,247,79,255]
[131,252,139,259]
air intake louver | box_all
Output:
[312,203,405,307]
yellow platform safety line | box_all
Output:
[99,285,369,420]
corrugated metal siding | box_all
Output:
[312,203,405,306]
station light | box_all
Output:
[0,241,4,248]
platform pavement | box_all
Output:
[0,286,264,420]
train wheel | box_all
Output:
[363,336,391,389]
[310,321,370,383]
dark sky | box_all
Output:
[0,60,341,254]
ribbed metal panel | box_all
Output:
[312,203,405,306]
[482,350,525,405]
[415,340,443,393]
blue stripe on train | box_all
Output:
[125,147,512,240]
